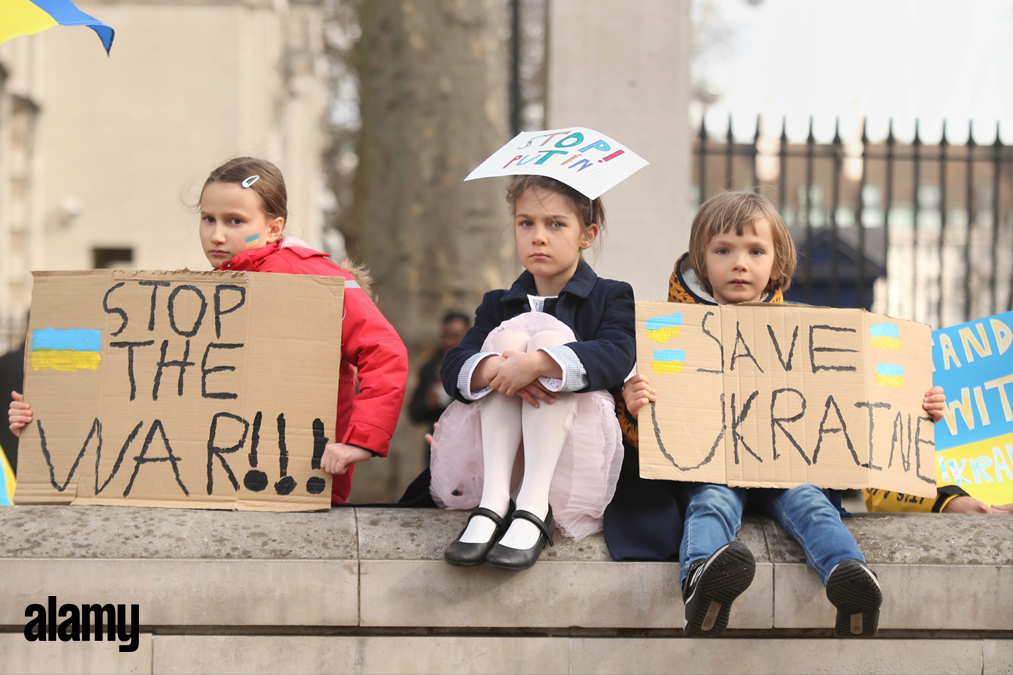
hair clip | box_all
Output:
[241,175,260,188]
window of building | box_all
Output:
[92,247,134,269]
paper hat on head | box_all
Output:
[465,127,649,200]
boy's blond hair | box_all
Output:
[688,191,797,295]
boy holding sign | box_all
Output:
[619,191,946,637]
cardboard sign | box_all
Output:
[464,127,649,199]
[636,301,936,497]
[14,270,343,511]
[932,311,1013,505]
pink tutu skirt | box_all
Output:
[429,312,624,541]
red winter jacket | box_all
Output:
[219,239,408,504]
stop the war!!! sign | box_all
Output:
[14,270,343,511]
[636,301,936,498]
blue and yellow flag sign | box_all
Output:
[932,311,1013,506]
[15,270,344,511]
[30,328,102,372]
[1,0,114,54]
[634,301,935,497]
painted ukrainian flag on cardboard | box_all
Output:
[932,311,1013,506]
[30,328,102,372]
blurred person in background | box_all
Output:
[409,312,470,439]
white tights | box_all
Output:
[458,329,576,549]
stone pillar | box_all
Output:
[545,0,691,301]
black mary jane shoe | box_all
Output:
[483,507,554,571]
[444,506,511,567]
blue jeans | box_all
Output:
[678,483,863,586]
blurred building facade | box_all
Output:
[0,0,328,350]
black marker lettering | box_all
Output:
[213,285,246,339]
[109,341,155,401]
[809,325,858,373]
[914,416,936,484]
[855,401,891,471]
[243,412,268,492]
[770,387,807,463]
[167,285,207,338]
[767,324,798,371]
[138,280,170,331]
[887,411,905,470]
[306,418,328,494]
[651,393,725,470]
[102,283,128,337]
[94,420,144,494]
[731,391,761,464]
[152,339,194,401]
[730,322,764,373]
[123,420,188,497]
[812,395,860,466]
[36,418,100,491]
[275,414,296,495]
[206,412,248,494]
[696,311,725,374]
[201,343,243,399]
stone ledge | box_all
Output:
[1,506,1010,633]
[2,634,1008,675]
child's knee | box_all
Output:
[489,330,530,353]
[686,484,742,516]
[526,330,567,353]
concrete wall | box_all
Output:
[545,0,692,302]
[0,507,1009,674]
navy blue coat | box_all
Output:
[441,259,636,401]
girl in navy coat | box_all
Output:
[432,175,636,570]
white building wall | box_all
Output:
[0,0,327,326]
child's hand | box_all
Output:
[622,375,656,420]
[488,350,545,396]
[516,381,561,408]
[320,442,373,475]
[471,355,504,390]
[9,391,32,437]
[425,422,439,446]
[942,495,997,514]
[923,386,945,423]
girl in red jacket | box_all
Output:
[9,157,408,505]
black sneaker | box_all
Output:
[681,541,756,637]
[826,559,882,637]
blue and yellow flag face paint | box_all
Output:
[245,233,260,249]
[1,0,114,55]
[870,322,902,350]
[875,363,904,388]
[652,349,685,374]
[646,313,683,343]
[30,328,102,372]
[0,446,15,506]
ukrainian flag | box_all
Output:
[652,349,685,374]
[875,363,904,388]
[1,0,114,55]
[870,323,902,350]
[30,328,102,372]
[0,446,14,506]
[646,313,683,343]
